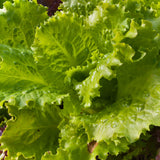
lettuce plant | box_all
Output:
[1,0,160,159]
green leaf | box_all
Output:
[42,150,68,160]
[54,47,160,159]
[32,12,98,70]
[55,118,90,160]
[0,0,48,49]
[75,55,121,107]
[0,44,69,111]
[1,0,160,160]
[60,0,101,16]
[0,45,46,87]
[0,105,61,160]
[80,49,160,156]
[0,0,13,8]
[86,1,130,54]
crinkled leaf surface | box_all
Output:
[60,0,101,16]
[32,12,100,96]
[53,49,160,160]
[0,105,61,160]
[32,12,99,69]
[1,0,160,160]
[0,0,13,8]
[0,44,69,113]
[75,55,121,107]
[69,1,157,107]
[0,0,48,49]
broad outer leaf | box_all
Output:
[1,105,61,160]
[0,44,68,111]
